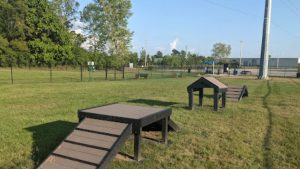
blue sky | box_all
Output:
[76,0,300,58]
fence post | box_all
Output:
[50,65,52,82]
[114,68,116,80]
[80,64,83,82]
[10,64,13,84]
[105,65,108,80]
[122,66,125,80]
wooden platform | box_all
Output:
[226,85,248,101]
[78,104,172,161]
[38,118,132,169]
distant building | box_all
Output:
[229,58,300,68]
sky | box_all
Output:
[76,0,300,58]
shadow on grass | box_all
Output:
[25,121,77,168]
[262,81,273,169]
[127,99,179,107]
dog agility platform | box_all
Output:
[187,77,228,111]
[39,104,175,169]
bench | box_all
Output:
[135,73,148,79]
[240,70,252,75]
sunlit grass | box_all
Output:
[0,70,299,169]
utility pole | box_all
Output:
[259,0,272,79]
[240,41,243,67]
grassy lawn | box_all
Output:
[0,70,299,169]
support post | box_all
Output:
[122,66,125,80]
[188,91,193,110]
[105,65,108,80]
[162,117,168,144]
[222,92,226,108]
[114,68,116,80]
[199,88,203,107]
[213,90,219,111]
[134,128,142,161]
[80,64,83,82]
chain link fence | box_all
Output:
[0,65,298,84]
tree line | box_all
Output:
[0,0,233,70]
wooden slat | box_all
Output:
[54,142,107,164]
[39,155,97,169]
[77,118,127,136]
[66,130,117,149]
[227,91,241,95]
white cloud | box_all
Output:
[189,48,196,53]
[169,38,179,51]
[72,21,85,35]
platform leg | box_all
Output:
[214,90,219,111]
[199,88,203,107]
[134,128,142,161]
[162,117,168,144]
[222,92,226,108]
[188,91,193,109]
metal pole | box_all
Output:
[259,0,272,79]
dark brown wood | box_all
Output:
[38,118,132,169]
[222,92,226,108]
[226,85,248,102]
[162,117,168,144]
[187,77,228,111]
[199,88,203,106]
[78,104,173,162]
[213,90,219,111]
[134,128,142,161]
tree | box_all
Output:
[50,0,79,28]
[212,43,231,59]
[0,0,29,67]
[26,0,74,67]
[81,3,107,54]
[100,0,133,67]
[81,0,133,68]
[139,48,146,66]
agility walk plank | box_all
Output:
[38,118,132,169]
[226,85,248,101]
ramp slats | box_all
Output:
[40,155,97,169]
[53,142,107,164]
[39,118,132,169]
[226,85,248,102]
[66,130,117,149]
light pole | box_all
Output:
[259,0,272,79]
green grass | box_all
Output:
[0,69,299,169]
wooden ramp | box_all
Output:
[226,85,248,101]
[38,118,132,169]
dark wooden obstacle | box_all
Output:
[226,85,248,101]
[38,104,175,169]
[187,77,228,111]
[78,104,172,162]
